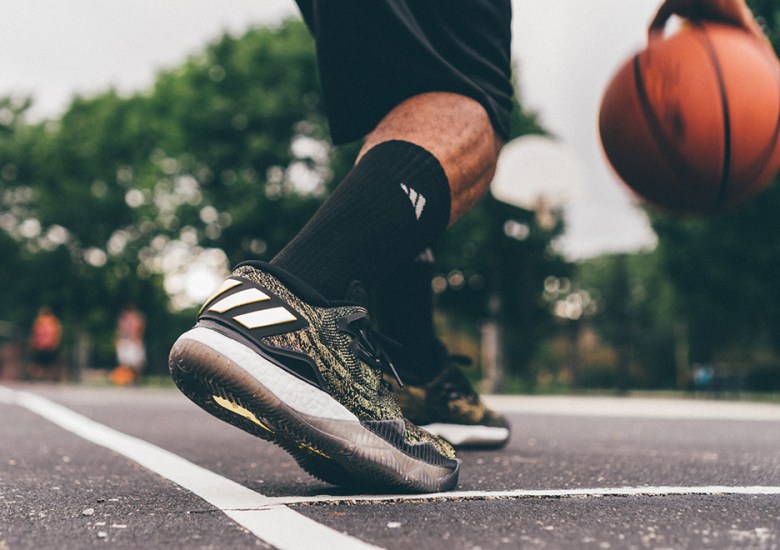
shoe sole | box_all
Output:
[169,327,459,493]
[420,423,510,449]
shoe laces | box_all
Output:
[337,312,404,388]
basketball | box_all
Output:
[599,20,780,213]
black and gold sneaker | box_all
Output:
[168,261,459,493]
[389,344,510,449]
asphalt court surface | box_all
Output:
[1,384,779,549]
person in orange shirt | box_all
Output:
[28,306,63,381]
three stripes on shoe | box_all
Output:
[202,279,299,330]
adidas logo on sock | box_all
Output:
[400,183,426,220]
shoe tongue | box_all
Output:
[343,280,369,307]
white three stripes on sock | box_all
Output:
[400,183,426,220]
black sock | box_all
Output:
[375,249,446,385]
[272,140,451,300]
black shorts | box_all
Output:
[296,0,514,145]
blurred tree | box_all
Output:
[576,252,678,389]
[145,20,327,265]
[0,20,326,373]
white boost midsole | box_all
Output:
[177,327,358,423]
[421,423,509,446]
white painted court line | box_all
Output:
[0,385,380,550]
[262,485,780,507]
[483,395,780,422]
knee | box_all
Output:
[362,92,502,181]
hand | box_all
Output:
[658,0,753,26]
[652,0,771,49]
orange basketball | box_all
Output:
[599,20,780,213]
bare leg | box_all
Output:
[359,92,503,223]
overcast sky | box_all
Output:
[0,0,662,259]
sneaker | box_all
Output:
[389,344,510,449]
[168,261,459,493]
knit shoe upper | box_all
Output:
[169,261,458,493]
[389,346,510,449]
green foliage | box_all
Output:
[653,185,780,362]
[576,252,678,389]
[140,20,327,264]
[0,19,326,372]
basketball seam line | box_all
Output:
[693,22,732,209]
[632,54,705,204]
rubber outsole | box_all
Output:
[168,329,459,493]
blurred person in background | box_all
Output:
[112,303,146,385]
[27,306,63,382]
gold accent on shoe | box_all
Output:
[212,395,274,433]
